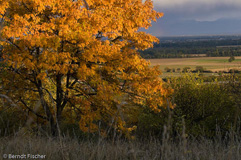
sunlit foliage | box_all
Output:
[0,0,171,136]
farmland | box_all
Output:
[148,56,241,77]
[141,35,241,59]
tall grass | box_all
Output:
[0,127,240,160]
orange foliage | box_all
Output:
[0,0,170,136]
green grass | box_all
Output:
[160,72,218,78]
[194,59,241,63]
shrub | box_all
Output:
[164,67,172,72]
[136,74,240,139]
[0,104,25,136]
[195,66,205,73]
[170,74,236,137]
[182,67,191,73]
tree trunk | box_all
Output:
[37,81,57,136]
[56,74,64,136]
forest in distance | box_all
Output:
[140,35,241,59]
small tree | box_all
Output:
[229,56,235,62]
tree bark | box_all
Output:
[56,74,64,136]
[37,80,57,136]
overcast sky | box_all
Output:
[146,0,241,36]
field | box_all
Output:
[148,56,241,77]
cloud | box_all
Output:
[142,0,241,36]
[153,0,241,9]
[152,0,241,21]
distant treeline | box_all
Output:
[140,36,241,58]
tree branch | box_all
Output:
[110,36,122,43]
[42,87,57,102]
[83,0,90,10]
[0,94,27,116]
[19,98,48,120]
[6,38,22,51]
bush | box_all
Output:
[0,105,25,136]
[195,66,205,73]
[170,74,236,137]
[135,106,168,138]
[182,67,191,73]
[164,67,172,72]
[228,69,240,73]
[136,74,240,139]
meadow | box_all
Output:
[148,56,241,77]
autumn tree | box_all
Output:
[0,0,171,136]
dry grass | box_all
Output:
[0,107,240,160]
[0,132,240,160]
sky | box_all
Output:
[146,0,241,36]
